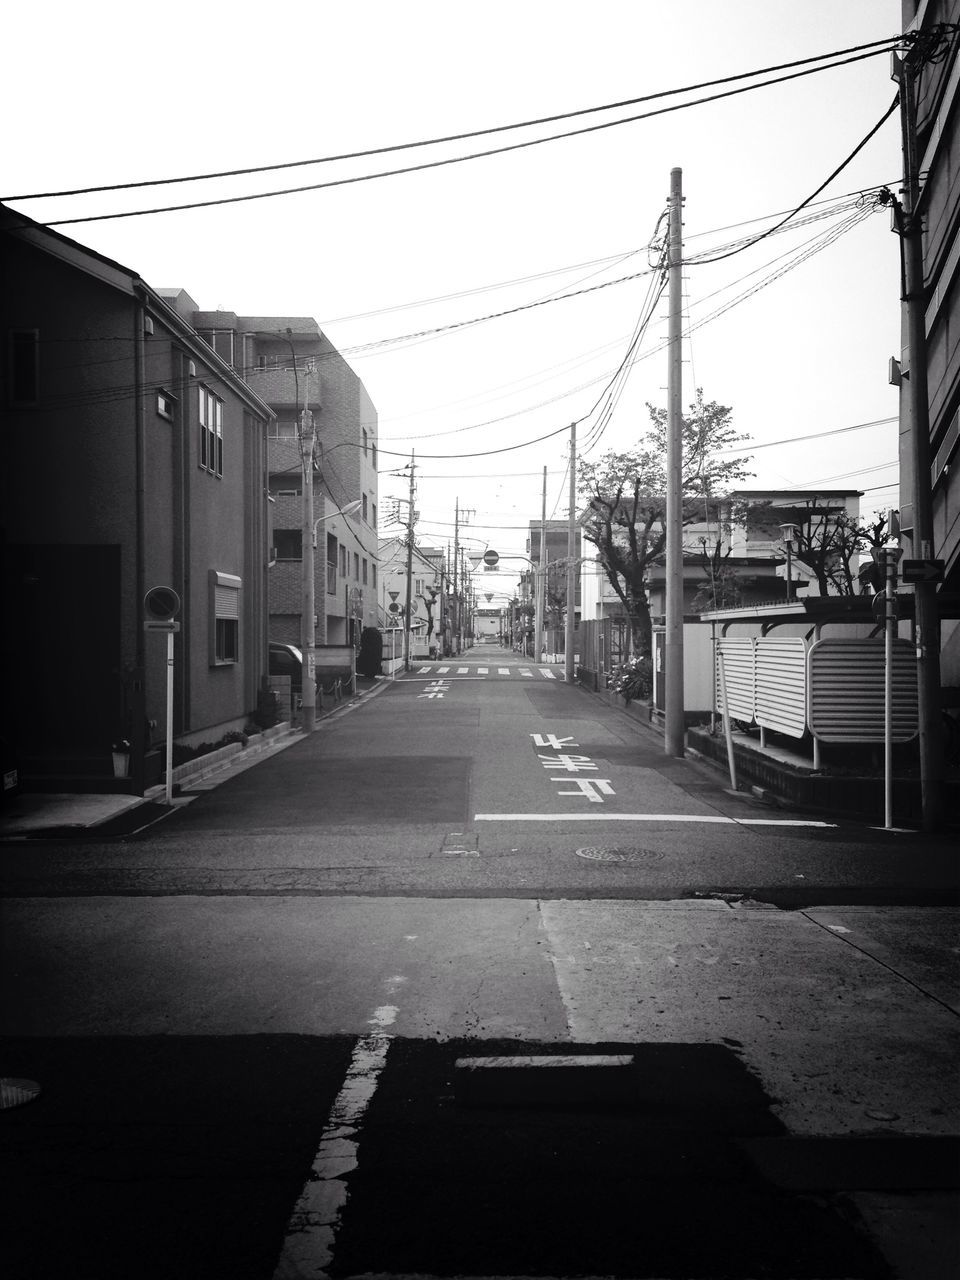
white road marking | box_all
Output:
[272,1003,397,1279]
[437,666,450,673]
[474,813,837,826]
[556,778,615,802]
[519,668,534,677]
[417,666,432,673]
[539,668,556,678]
[497,667,511,674]
[457,666,469,674]
[477,667,488,674]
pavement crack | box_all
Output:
[799,910,960,1018]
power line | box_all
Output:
[686,96,900,266]
[6,36,901,204]
[34,48,899,227]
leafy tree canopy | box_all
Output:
[577,390,752,653]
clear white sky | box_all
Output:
[3,1,904,605]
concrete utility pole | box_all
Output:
[300,407,318,732]
[403,453,415,672]
[894,50,944,829]
[535,466,547,661]
[453,499,460,655]
[565,422,577,684]
[664,166,685,757]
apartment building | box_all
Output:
[1,206,273,792]
[899,0,960,688]
[157,297,379,650]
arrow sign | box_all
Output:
[901,559,944,583]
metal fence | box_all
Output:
[576,618,632,689]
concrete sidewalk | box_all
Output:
[1,895,957,1278]
[0,675,390,838]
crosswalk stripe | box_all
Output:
[477,667,488,674]
[520,668,534,677]
[539,668,556,678]
[497,667,510,675]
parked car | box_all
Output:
[269,640,305,691]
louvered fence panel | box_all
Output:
[715,637,755,722]
[808,639,918,742]
[755,637,807,738]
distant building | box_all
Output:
[377,536,444,656]
[1,205,273,791]
[578,489,864,625]
[156,296,379,649]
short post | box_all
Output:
[883,543,903,829]
[717,644,738,792]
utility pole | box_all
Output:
[565,422,577,684]
[300,406,317,732]
[894,48,944,829]
[453,499,460,655]
[403,453,416,672]
[664,166,685,757]
[535,466,547,662]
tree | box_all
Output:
[418,584,440,641]
[577,390,752,655]
[749,499,893,596]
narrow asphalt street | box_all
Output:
[1,645,957,1279]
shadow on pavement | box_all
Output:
[1,1034,924,1278]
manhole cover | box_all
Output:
[575,847,662,863]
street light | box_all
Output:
[312,498,361,547]
[779,522,799,601]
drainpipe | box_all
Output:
[132,295,147,794]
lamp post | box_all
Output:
[301,494,362,733]
[779,523,799,602]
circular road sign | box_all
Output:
[482,549,499,567]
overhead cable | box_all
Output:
[34,49,900,227]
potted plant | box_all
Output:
[111,738,131,778]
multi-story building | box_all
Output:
[1,205,274,792]
[156,297,379,650]
[579,488,865,625]
[899,1,960,690]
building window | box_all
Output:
[362,494,369,522]
[372,502,377,528]
[372,564,377,589]
[274,529,303,560]
[362,428,368,456]
[8,329,39,405]
[354,552,360,580]
[210,571,241,665]
[199,387,223,476]
[371,442,377,469]
[339,545,347,578]
[268,418,298,439]
[157,390,176,420]
[362,558,368,585]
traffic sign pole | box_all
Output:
[165,629,175,807]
